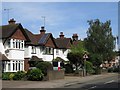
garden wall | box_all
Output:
[46,70,64,80]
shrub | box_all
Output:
[64,64,74,74]
[36,61,53,76]
[113,67,119,72]
[13,71,26,80]
[2,72,11,80]
[27,68,44,81]
[94,67,101,74]
[9,73,15,80]
[108,68,114,72]
[85,61,95,74]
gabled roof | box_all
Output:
[38,33,51,45]
[0,23,30,42]
[55,38,72,49]
[25,29,56,47]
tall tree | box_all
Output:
[67,41,87,71]
[84,19,115,68]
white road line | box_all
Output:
[104,80,115,84]
[90,86,97,89]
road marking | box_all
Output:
[104,80,115,84]
[90,86,97,89]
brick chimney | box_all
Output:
[8,18,16,24]
[72,34,78,41]
[59,32,64,39]
[40,26,46,34]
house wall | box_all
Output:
[42,55,53,62]
[45,37,55,48]
[4,39,24,60]
[0,39,5,54]
[11,29,26,40]
[24,45,54,62]
[54,49,70,61]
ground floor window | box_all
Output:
[2,60,24,72]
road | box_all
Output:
[62,73,119,90]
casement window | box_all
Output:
[56,49,59,55]
[8,39,10,48]
[44,47,53,55]
[31,46,36,54]
[40,46,45,52]
[11,39,24,49]
[3,60,24,72]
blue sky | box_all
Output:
[2,2,118,40]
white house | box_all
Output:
[54,32,72,61]
[0,19,30,72]
[24,27,56,71]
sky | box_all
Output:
[1,1,118,40]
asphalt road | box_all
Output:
[63,73,120,90]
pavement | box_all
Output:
[2,73,119,88]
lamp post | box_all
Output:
[83,52,88,77]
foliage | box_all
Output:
[27,68,44,81]
[9,73,15,80]
[13,71,26,80]
[67,42,87,72]
[36,61,53,76]
[85,61,95,74]
[84,19,115,68]
[52,57,65,62]
[64,64,74,74]
[2,72,11,80]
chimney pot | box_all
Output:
[72,33,78,41]
[59,32,64,38]
[8,18,16,24]
[40,26,46,34]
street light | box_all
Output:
[83,52,88,77]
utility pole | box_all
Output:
[4,8,12,21]
[41,16,46,27]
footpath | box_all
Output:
[2,73,118,88]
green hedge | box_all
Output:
[36,61,53,76]
[27,68,44,81]
[13,71,26,80]
[64,64,74,74]
[2,72,11,80]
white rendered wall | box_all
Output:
[0,39,5,54]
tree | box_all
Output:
[67,41,87,72]
[84,19,115,68]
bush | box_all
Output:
[94,67,101,74]
[27,68,44,81]
[2,72,11,80]
[9,73,15,80]
[85,61,95,74]
[64,64,74,74]
[36,61,53,76]
[13,71,26,80]
[113,67,119,72]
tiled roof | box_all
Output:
[25,29,54,46]
[55,38,72,49]
[0,24,19,39]
[0,52,10,61]
[0,24,30,41]
[38,33,51,45]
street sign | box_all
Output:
[83,54,88,59]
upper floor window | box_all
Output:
[32,46,36,54]
[44,47,53,55]
[9,39,24,49]
[56,49,59,55]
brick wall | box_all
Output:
[24,58,30,71]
